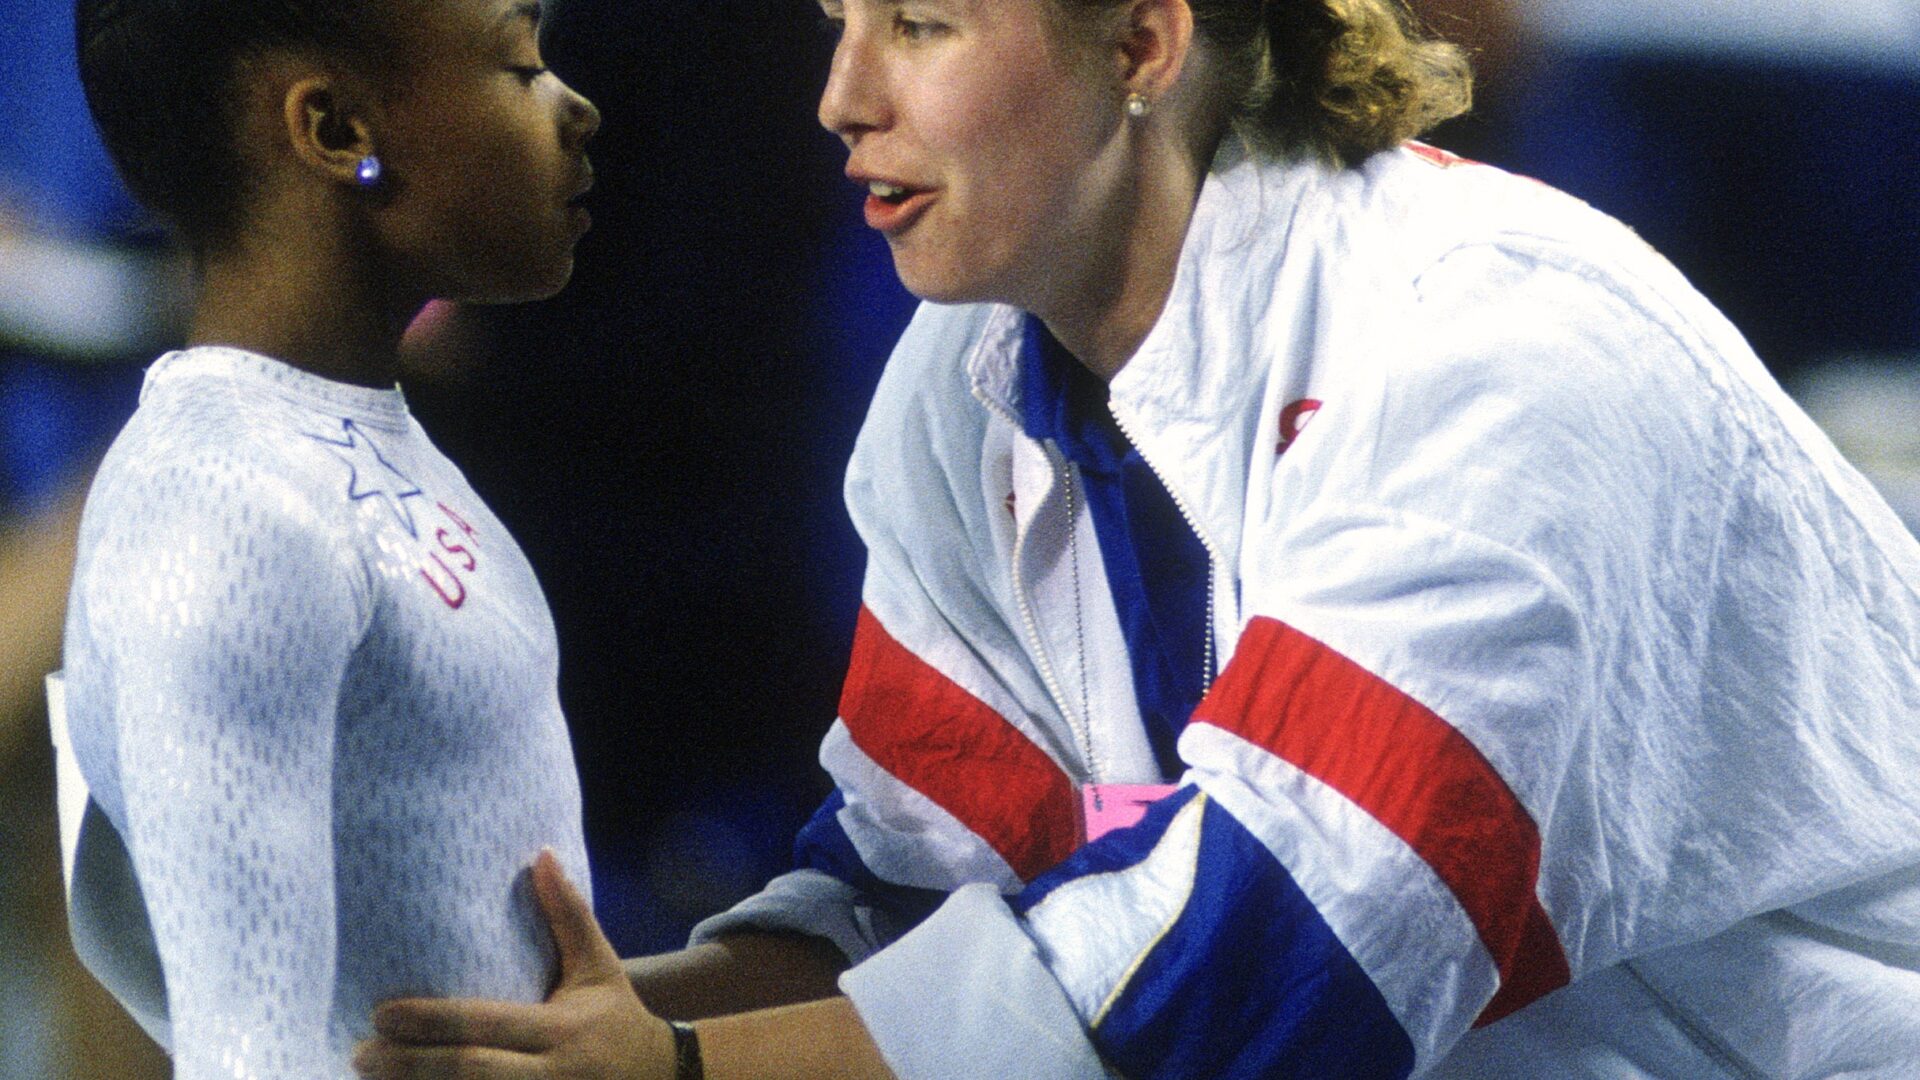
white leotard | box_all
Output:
[61,347,589,1079]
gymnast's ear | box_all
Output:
[283,77,378,188]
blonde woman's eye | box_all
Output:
[893,13,944,40]
[509,65,550,84]
[817,14,845,41]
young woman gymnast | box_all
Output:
[58,0,600,1076]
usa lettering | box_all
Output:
[419,502,480,609]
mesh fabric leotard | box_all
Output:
[61,348,589,1080]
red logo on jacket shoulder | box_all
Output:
[1277,399,1322,455]
[1406,142,1481,169]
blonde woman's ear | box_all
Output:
[1117,0,1196,100]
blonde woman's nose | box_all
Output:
[817,27,888,140]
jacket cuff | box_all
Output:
[687,868,882,966]
[840,883,1109,1080]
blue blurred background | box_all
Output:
[1,0,1914,1074]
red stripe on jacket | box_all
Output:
[1192,616,1571,1025]
[839,606,1079,882]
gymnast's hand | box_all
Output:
[354,849,673,1080]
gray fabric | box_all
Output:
[840,885,1109,1080]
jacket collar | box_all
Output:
[966,142,1326,566]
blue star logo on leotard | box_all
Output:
[306,418,425,539]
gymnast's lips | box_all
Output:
[566,168,594,234]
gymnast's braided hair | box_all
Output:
[75,0,401,253]
[1059,0,1472,166]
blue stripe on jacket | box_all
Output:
[1017,787,1416,1079]
[794,789,948,933]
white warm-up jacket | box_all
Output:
[696,143,1920,1078]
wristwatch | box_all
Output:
[669,1019,704,1080]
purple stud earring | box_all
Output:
[354,154,383,188]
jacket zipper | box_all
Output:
[973,385,1100,780]
[1108,405,1223,694]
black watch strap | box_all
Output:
[669,1019,705,1080]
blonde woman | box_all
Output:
[359,0,1920,1076]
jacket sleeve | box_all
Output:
[71,449,368,1079]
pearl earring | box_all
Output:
[1125,93,1151,119]
[354,155,384,188]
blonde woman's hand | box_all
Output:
[354,849,674,1080]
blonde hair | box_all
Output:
[1061,0,1473,166]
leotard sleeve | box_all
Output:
[73,441,371,1079]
